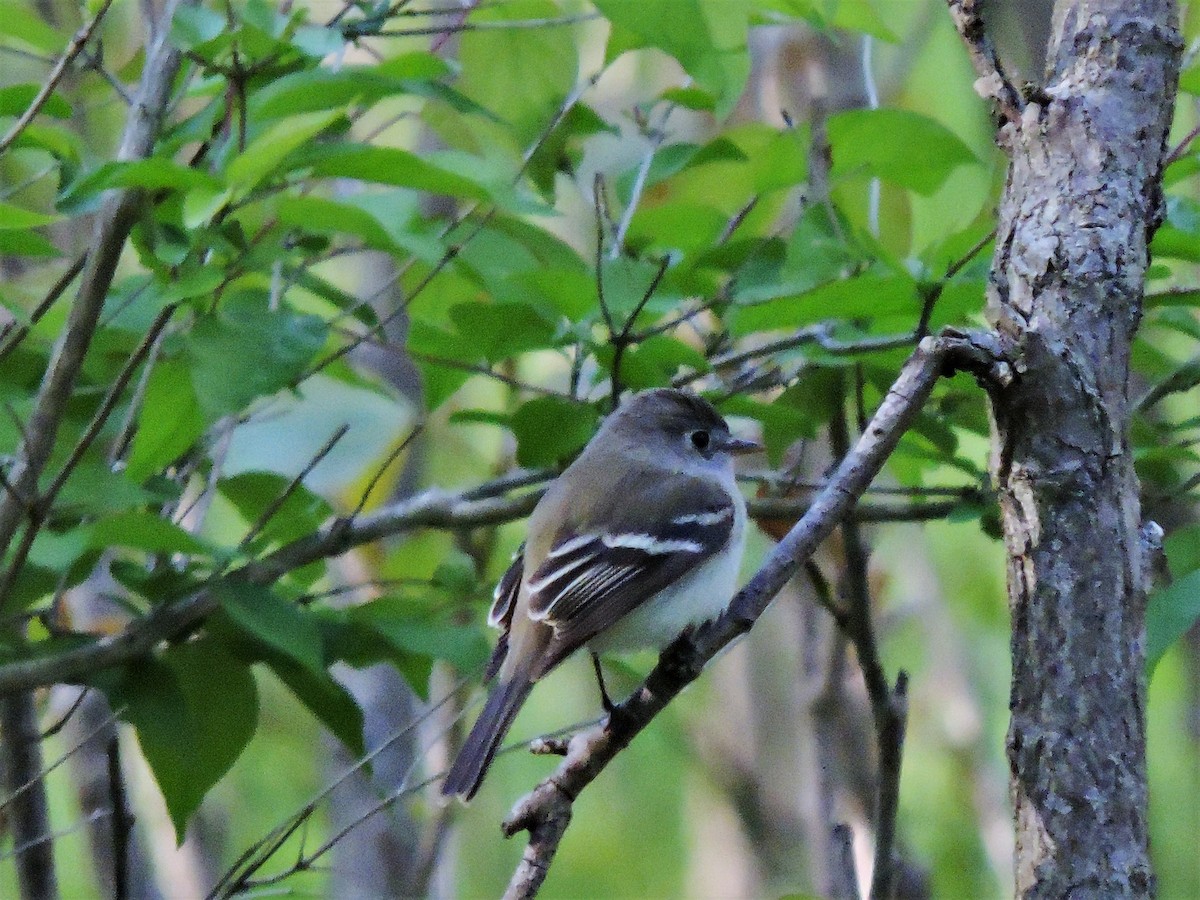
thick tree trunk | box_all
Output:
[987,1,1180,895]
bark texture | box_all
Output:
[986,1,1180,895]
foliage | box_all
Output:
[0,0,1198,896]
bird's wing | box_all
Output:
[488,544,524,629]
[482,545,524,683]
[525,483,736,670]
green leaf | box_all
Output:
[297,144,492,201]
[28,526,96,573]
[1165,523,1200,575]
[0,200,58,230]
[408,320,477,409]
[1179,65,1200,96]
[447,302,558,363]
[0,230,59,257]
[596,0,751,118]
[828,108,977,195]
[94,641,258,841]
[250,61,448,119]
[0,1,62,52]
[263,655,364,756]
[220,375,410,494]
[491,267,596,321]
[59,159,222,212]
[226,109,344,194]
[510,397,599,467]
[0,83,70,118]
[187,293,327,418]
[826,0,899,42]
[219,472,333,548]
[722,395,815,466]
[217,580,326,677]
[348,597,491,674]
[1151,196,1200,262]
[734,270,918,335]
[169,4,227,51]
[89,510,212,555]
[126,358,207,482]
[1146,570,1200,675]
[733,203,861,306]
[272,195,396,250]
[459,0,580,145]
[659,86,716,110]
[594,335,709,389]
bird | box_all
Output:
[441,387,759,801]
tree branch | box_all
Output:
[497,329,1014,898]
[0,0,116,156]
[0,0,188,581]
[1,693,60,900]
[946,0,1024,123]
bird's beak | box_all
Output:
[721,435,763,456]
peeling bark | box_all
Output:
[986,1,1180,894]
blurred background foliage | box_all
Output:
[0,0,1198,897]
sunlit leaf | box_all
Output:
[0,83,70,118]
[126,358,207,482]
[296,144,492,201]
[226,109,345,193]
[828,108,977,195]
[596,0,751,118]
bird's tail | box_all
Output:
[441,673,534,802]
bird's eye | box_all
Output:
[690,430,710,451]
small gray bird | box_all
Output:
[441,388,758,801]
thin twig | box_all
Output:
[109,318,169,466]
[1164,121,1200,166]
[40,304,178,507]
[608,255,669,409]
[0,808,113,863]
[0,253,88,363]
[1,704,124,812]
[829,393,905,899]
[237,424,350,553]
[829,823,861,900]
[0,0,117,156]
[1,693,60,897]
[107,736,133,900]
[404,348,576,399]
[39,687,90,740]
[610,111,668,259]
[870,673,910,900]
[593,173,615,336]
[945,0,1024,123]
[345,423,425,522]
[0,301,174,627]
[209,679,471,897]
